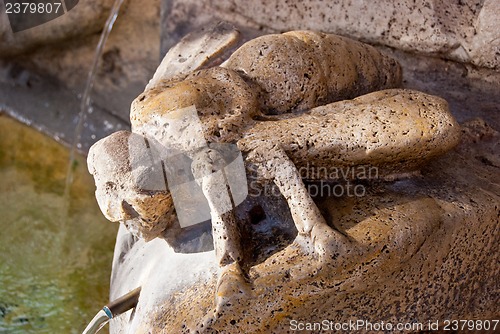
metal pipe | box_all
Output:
[106,286,142,318]
[82,287,141,334]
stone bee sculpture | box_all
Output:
[87,23,461,330]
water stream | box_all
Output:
[64,0,126,199]
[81,309,110,334]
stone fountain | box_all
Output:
[87,18,499,333]
[0,0,497,333]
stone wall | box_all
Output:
[162,0,499,69]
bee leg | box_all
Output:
[249,144,352,261]
[191,147,252,314]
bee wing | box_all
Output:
[146,21,240,90]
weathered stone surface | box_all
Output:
[109,122,499,332]
[131,31,404,149]
[146,21,240,91]
[131,66,259,144]
[240,89,461,180]
[105,67,465,334]
[86,25,497,334]
[96,86,462,315]
[162,0,500,69]
[467,0,500,69]
[132,59,458,179]
[87,130,175,241]
[223,31,402,114]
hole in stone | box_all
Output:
[249,205,266,224]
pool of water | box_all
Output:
[0,114,117,333]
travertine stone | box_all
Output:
[92,87,461,258]
[84,27,492,334]
[240,89,461,180]
[110,123,499,332]
[223,31,402,114]
[122,32,458,251]
[131,66,260,144]
[164,0,499,69]
[87,130,175,241]
[146,22,240,91]
[1,0,161,128]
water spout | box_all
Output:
[82,287,141,334]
